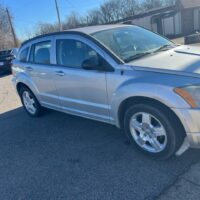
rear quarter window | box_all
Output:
[17,47,29,62]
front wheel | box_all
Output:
[124,104,184,159]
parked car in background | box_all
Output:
[0,48,18,73]
[12,24,200,159]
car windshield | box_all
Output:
[91,26,174,62]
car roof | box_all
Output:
[21,24,131,64]
[70,24,132,34]
[21,24,133,46]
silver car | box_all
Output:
[12,24,200,159]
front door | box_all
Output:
[53,36,110,122]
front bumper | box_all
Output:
[172,108,200,148]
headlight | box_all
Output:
[174,85,200,108]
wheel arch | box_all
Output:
[117,96,186,137]
[16,81,39,99]
[16,82,30,95]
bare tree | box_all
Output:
[63,12,81,29]
[87,9,103,25]
[33,0,176,37]
[120,0,140,18]
[35,22,59,36]
[94,0,141,24]
[141,0,164,10]
[141,0,175,10]
[100,0,122,23]
[0,4,16,49]
[164,0,176,6]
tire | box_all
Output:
[19,86,43,117]
[124,104,184,160]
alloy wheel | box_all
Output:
[22,91,37,115]
[129,112,167,153]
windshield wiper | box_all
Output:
[153,44,175,53]
[124,52,152,62]
[124,44,177,62]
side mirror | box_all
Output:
[82,56,100,71]
[82,56,114,72]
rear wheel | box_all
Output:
[19,86,42,117]
[124,104,184,159]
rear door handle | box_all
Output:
[26,66,33,71]
[55,71,65,76]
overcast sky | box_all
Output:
[2,0,106,39]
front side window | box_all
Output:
[18,47,29,62]
[29,41,51,64]
[56,39,98,68]
[92,26,174,62]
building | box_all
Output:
[120,0,200,38]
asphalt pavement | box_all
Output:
[0,73,200,200]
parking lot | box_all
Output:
[0,72,200,200]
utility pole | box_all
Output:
[6,8,18,47]
[54,0,62,31]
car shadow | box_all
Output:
[0,107,200,199]
[0,71,11,78]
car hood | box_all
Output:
[129,45,200,77]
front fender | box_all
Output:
[110,82,190,127]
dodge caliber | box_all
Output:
[12,25,200,159]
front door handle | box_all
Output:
[55,71,65,76]
[26,66,33,71]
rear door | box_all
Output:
[25,37,60,109]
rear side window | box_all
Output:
[29,41,51,64]
[18,47,29,62]
[56,39,98,68]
